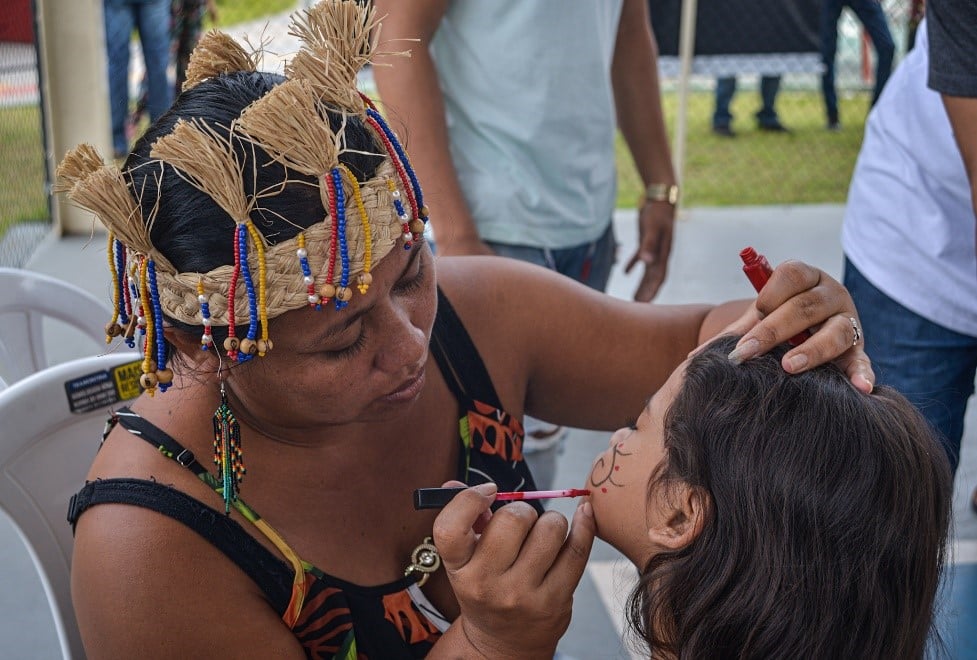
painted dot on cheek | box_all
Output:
[601,487,607,493]
[614,466,620,471]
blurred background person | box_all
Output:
[820,0,895,130]
[712,74,788,136]
[841,19,976,506]
[103,0,172,158]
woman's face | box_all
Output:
[225,240,437,436]
[587,361,687,567]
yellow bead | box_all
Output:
[337,286,353,302]
[409,219,425,234]
[257,339,272,354]
[420,205,430,218]
[319,283,337,299]
[358,272,373,286]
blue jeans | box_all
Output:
[486,222,617,292]
[820,0,894,124]
[104,0,173,155]
[844,258,977,473]
[713,76,782,129]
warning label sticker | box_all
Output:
[64,359,143,414]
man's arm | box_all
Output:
[372,0,494,257]
[942,96,977,223]
[926,0,977,253]
[612,0,678,302]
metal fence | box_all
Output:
[648,0,918,207]
[0,0,49,267]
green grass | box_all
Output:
[212,0,298,28]
[616,89,870,208]
[3,75,874,240]
[0,105,48,237]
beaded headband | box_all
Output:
[55,0,426,395]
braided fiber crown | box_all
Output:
[158,160,404,326]
[58,0,423,332]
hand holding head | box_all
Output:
[717,259,875,393]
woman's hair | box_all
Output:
[123,70,385,343]
[628,334,952,659]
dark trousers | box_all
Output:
[821,0,895,123]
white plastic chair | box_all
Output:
[0,352,141,659]
[0,268,111,390]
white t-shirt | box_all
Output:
[842,20,977,337]
[431,0,623,249]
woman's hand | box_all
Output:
[431,482,595,659]
[716,260,875,393]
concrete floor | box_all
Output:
[1,204,975,658]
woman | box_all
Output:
[59,2,873,657]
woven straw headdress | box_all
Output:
[56,0,427,394]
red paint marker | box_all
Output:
[413,487,590,510]
[740,247,810,346]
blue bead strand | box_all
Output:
[237,225,258,362]
[332,168,350,310]
[114,240,129,327]
[146,260,170,392]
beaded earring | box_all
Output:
[212,378,244,514]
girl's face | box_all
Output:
[587,361,687,567]
[224,241,438,436]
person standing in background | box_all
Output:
[841,20,976,504]
[103,0,173,158]
[373,0,679,490]
[172,0,218,95]
[712,75,788,136]
[820,0,895,130]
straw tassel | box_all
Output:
[183,30,258,91]
[285,0,384,111]
[237,79,339,176]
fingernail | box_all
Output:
[580,501,593,518]
[728,338,760,365]
[857,374,874,394]
[473,483,498,496]
[785,353,809,372]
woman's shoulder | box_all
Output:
[71,493,305,657]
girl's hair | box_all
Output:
[628,334,952,659]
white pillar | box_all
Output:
[34,0,112,235]
[672,0,698,191]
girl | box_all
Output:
[438,335,951,658]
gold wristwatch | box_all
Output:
[639,182,680,206]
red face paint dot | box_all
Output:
[601,487,607,493]
[614,466,620,471]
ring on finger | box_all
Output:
[848,317,861,347]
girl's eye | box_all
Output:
[393,257,425,294]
